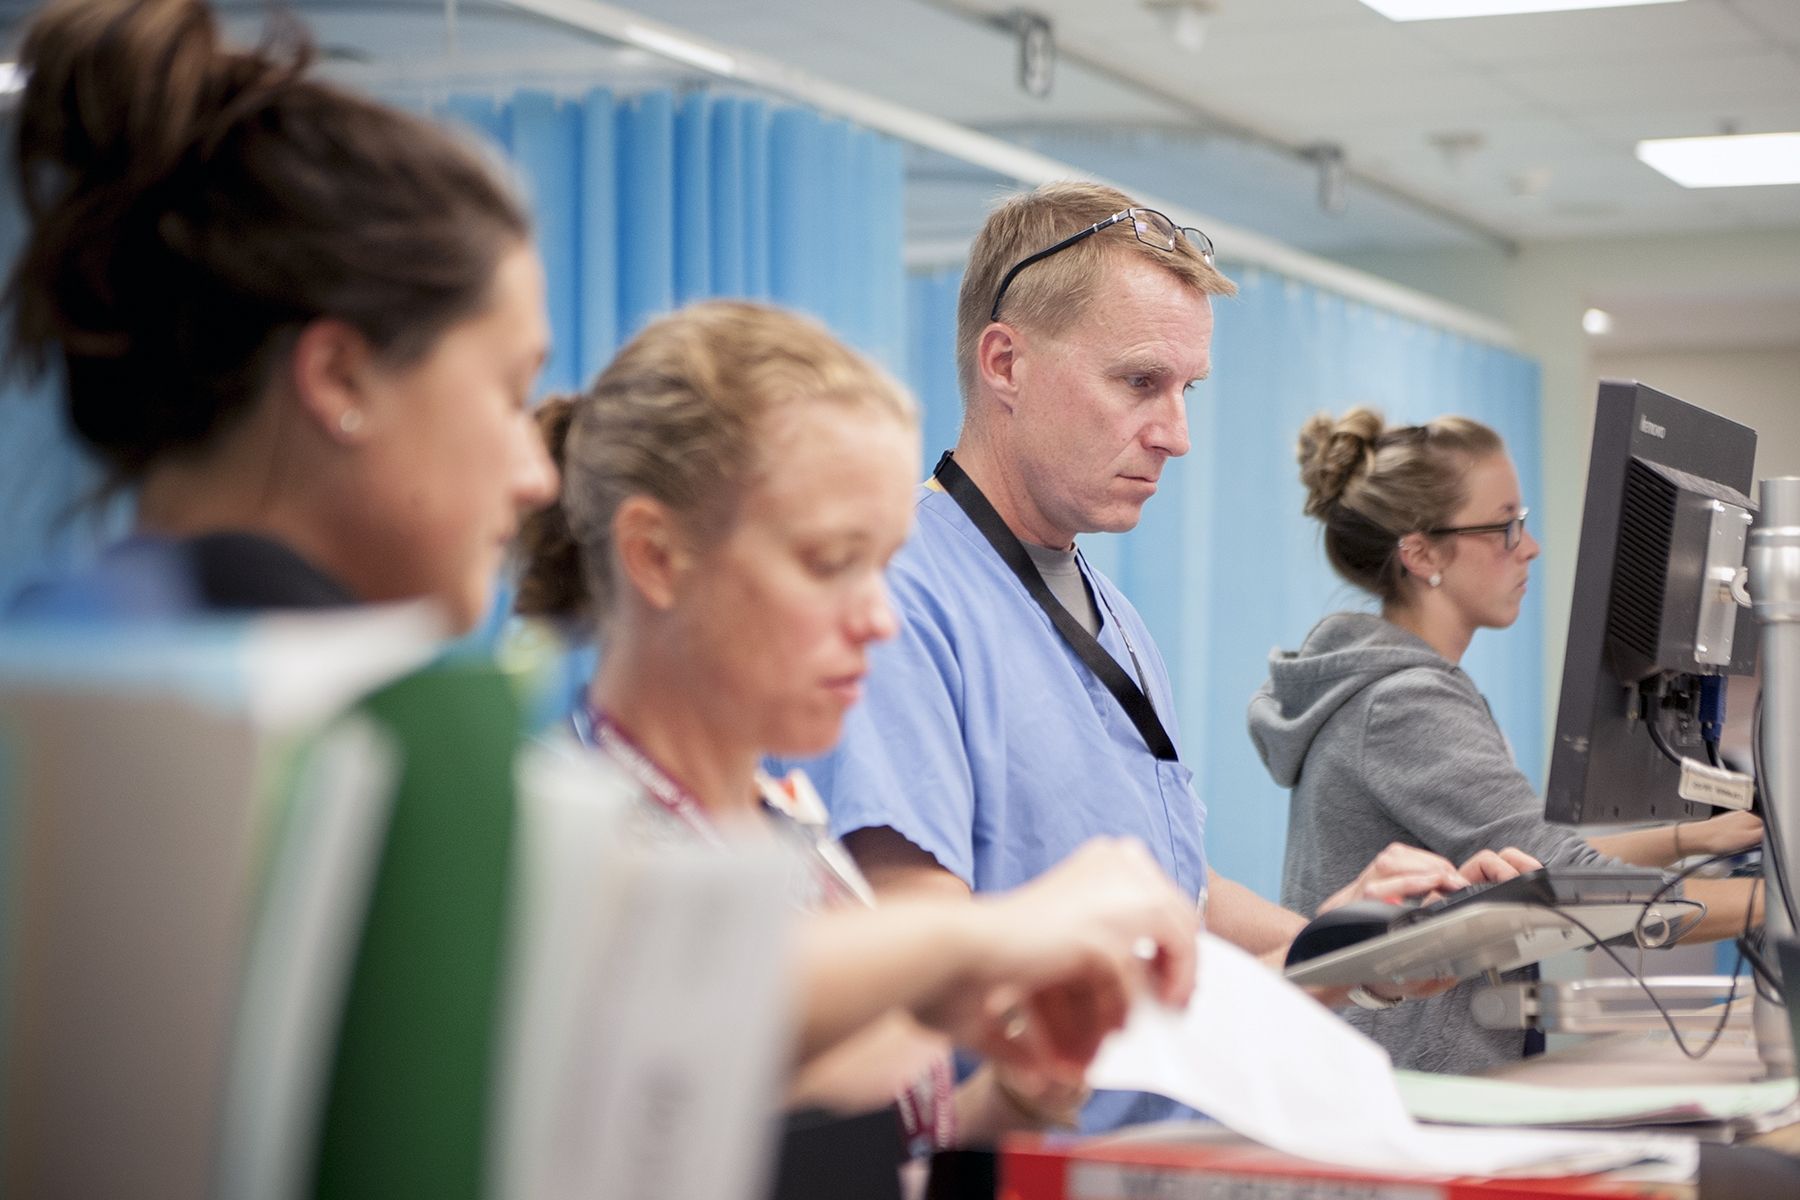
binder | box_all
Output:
[309,664,523,1200]
[0,612,436,1200]
[930,1134,1679,1200]
[0,617,797,1200]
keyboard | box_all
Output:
[1390,866,1676,929]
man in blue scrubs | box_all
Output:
[782,182,1510,1132]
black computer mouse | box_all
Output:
[1284,900,1407,967]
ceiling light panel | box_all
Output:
[1358,0,1686,19]
[1636,132,1800,188]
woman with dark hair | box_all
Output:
[6,10,1198,1192]
[8,0,557,627]
[1249,407,1762,1074]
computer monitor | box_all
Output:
[1287,386,1764,993]
[1546,380,1760,827]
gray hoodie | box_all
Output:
[1248,611,1608,1074]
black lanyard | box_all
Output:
[932,450,1179,763]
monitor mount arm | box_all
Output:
[1748,476,1800,1078]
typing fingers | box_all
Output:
[1358,871,1462,904]
[1459,847,1539,884]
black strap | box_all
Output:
[932,450,1179,762]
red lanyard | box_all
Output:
[585,708,722,844]
[581,706,952,1147]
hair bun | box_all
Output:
[1296,407,1386,519]
[15,0,304,210]
[10,0,308,408]
[513,395,589,624]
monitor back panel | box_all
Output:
[1546,380,1757,826]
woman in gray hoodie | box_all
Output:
[1248,407,1763,1074]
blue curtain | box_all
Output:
[442,89,905,667]
[0,89,907,610]
[437,88,905,393]
[0,184,132,606]
[905,262,1543,902]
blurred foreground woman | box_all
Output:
[518,301,1201,1189]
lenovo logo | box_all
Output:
[1639,416,1667,439]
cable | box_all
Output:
[1639,676,1726,772]
[1635,847,1744,943]
[1517,854,1773,1060]
[1638,674,1712,771]
[1540,902,1743,1061]
[1644,715,1685,769]
[1751,691,1800,931]
[1736,880,1785,1005]
[1634,847,1779,1002]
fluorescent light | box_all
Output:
[0,62,25,96]
[1358,0,1685,19]
[1582,308,1613,335]
[620,24,737,76]
[1636,132,1800,188]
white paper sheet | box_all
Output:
[1088,932,1698,1179]
[493,743,796,1200]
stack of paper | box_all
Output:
[1395,1071,1799,1132]
[494,743,794,1200]
[0,614,800,1200]
[0,611,438,1200]
[1088,933,1701,1180]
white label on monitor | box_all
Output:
[1677,758,1756,811]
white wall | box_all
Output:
[1335,227,1800,762]
[1590,347,1800,483]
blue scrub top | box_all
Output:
[774,484,1209,1133]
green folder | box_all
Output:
[311,663,523,1200]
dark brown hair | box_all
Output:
[6,0,530,481]
[516,301,917,631]
[1297,406,1504,602]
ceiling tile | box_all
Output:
[1569,96,1800,140]
[1398,0,1764,66]
[1501,48,1800,111]
[1721,0,1800,47]
[101,0,1800,253]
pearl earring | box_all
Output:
[337,409,365,436]
[1428,572,1442,588]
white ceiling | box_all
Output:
[6,0,1795,343]
[584,0,1800,252]
[611,0,1800,350]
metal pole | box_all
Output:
[1748,476,1800,1078]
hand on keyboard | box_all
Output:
[1391,865,1677,929]
[1316,843,1539,915]
[1299,844,1541,1007]
[1456,847,1543,893]
[1317,842,1469,916]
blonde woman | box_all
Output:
[1249,408,1763,1074]
[516,301,1200,1182]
